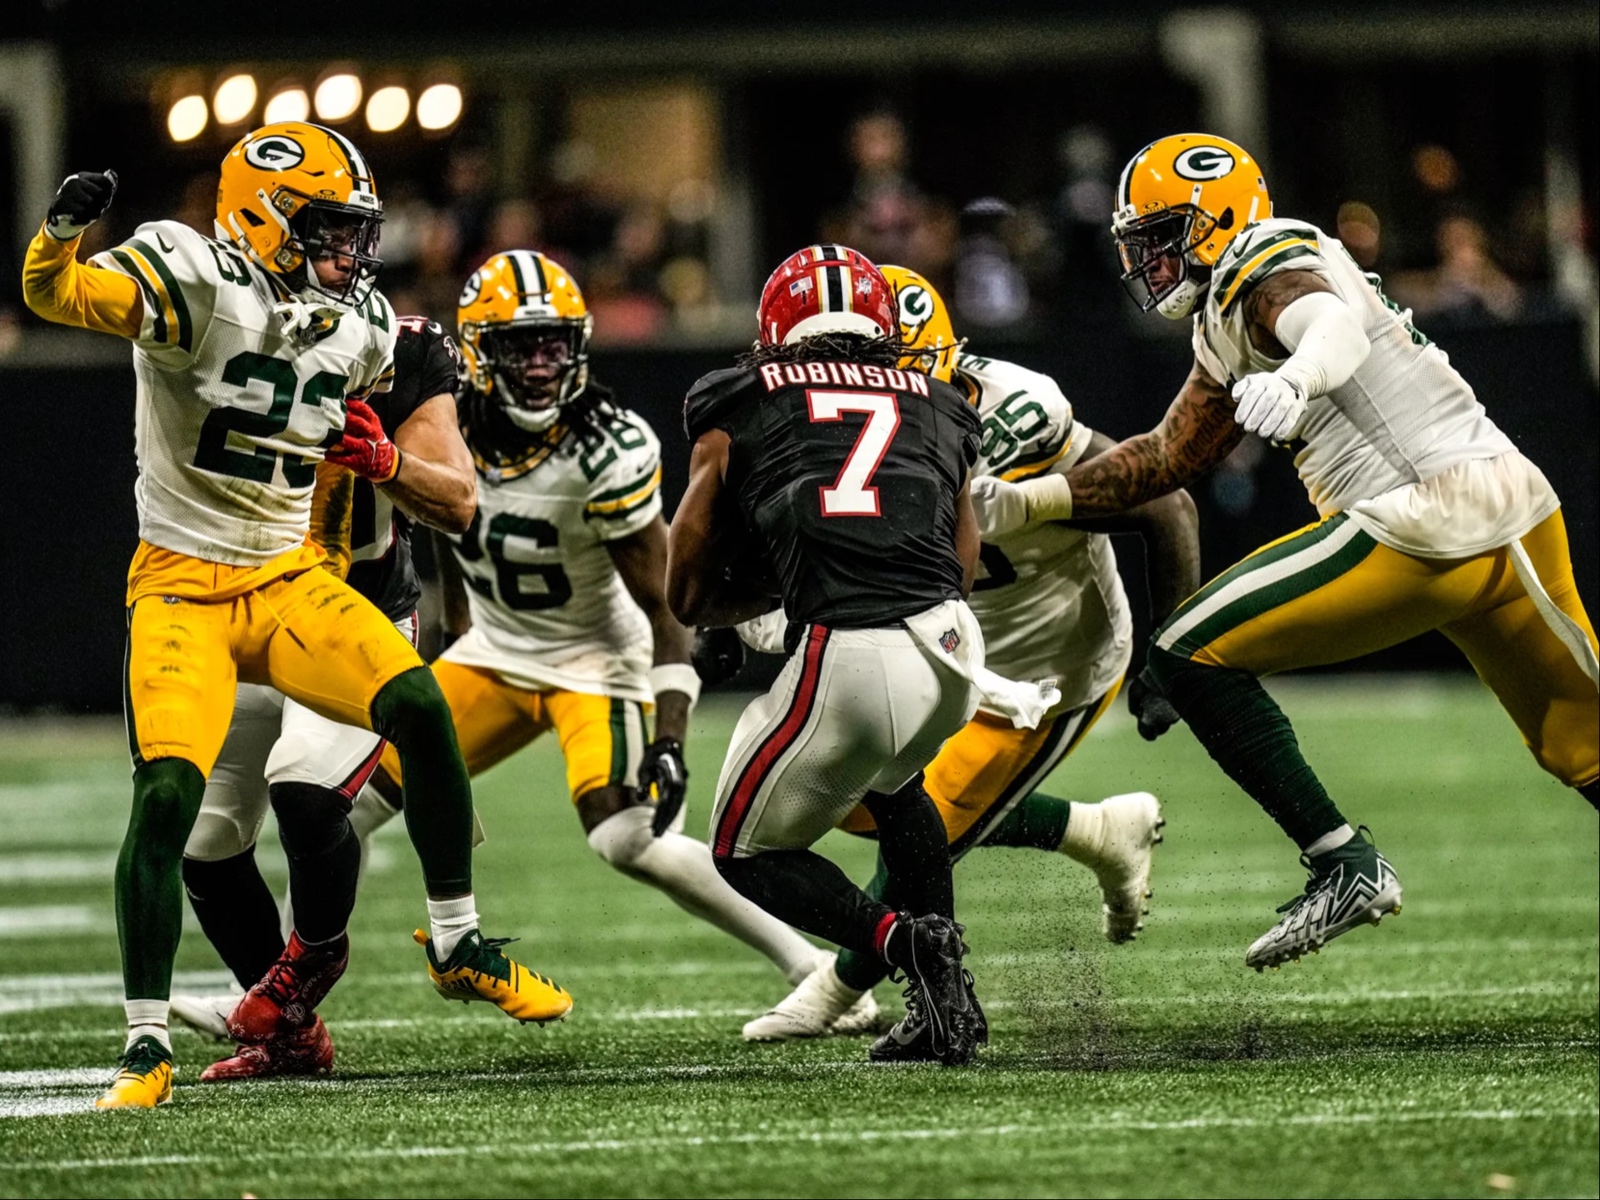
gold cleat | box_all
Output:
[95,1036,174,1111]
[412,929,572,1025]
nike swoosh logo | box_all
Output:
[156,232,175,253]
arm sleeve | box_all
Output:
[585,412,664,542]
[1272,290,1371,398]
[21,227,143,339]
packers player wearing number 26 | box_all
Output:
[360,251,825,999]
[21,124,569,1111]
[983,133,1598,970]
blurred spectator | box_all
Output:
[479,198,545,262]
[849,110,913,206]
[588,204,670,345]
[953,198,1030,329]
[1391,213,1523,323]
[1054,124,1119,304]
[1336,201,1382,270]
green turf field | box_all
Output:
[0,677,1594,1198]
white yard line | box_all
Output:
[0,907,103,938]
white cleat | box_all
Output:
[169,991,241,1041]
[742,955,874,1042]
[1079,791,1165,943]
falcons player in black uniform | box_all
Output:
[171,316,477,1079]
[669,245,1051,1066]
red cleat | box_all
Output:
[200,1016,335,1082]
[227,931,349,1044]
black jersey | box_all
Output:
[684,359,981,629]
[346,316,461,621]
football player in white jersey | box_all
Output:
[984,133,1598,970]
[21,126,569,1110]
[356,251,830,1006]
[734,268,1200,1051]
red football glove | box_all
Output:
[326,398,400,482]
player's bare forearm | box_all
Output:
[609,517,694,743]
[1063,431,1202,623]
[668,430,777,626]
[1064,362,1242,517]
[383,394,476,534]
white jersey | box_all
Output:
[441,408,664,703]
[1191,219,1545,549]
[95,220,397,565]
[960,353,1133,712]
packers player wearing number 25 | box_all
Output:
[985,133,1598,970]
[361,251,825,998]
[21,124,569,1110]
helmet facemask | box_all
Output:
[1114,206,1217,320]
[284,200,384,311]
[479,320,590,432]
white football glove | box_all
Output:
[968,474,1031,539]
[1232,373,1309,443]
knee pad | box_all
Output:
[369,666,451,750]
[586,804,656,870]
[269,782,352,856]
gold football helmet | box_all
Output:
[457,250,593,433]
[880,264,962,382]
[216,122,383,310]
[1111,133,1270,319]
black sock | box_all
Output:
[371,667,473,896]
[835,855,894,992]
[983,792,1073,851]
[1580,780,1599,810]
[182,848,287,988]
[1148,646,1346,849]
[118,758,206,1000]
[270,782,360,945]
[861,778,954,920]
[715,849,894,957]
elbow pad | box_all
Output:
[1273,291,1371,398]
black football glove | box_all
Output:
[1127,666,1182,742]
[46,170,118,240]
[639,737,689,836]
[691,626,746,688]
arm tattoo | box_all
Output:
[1065,364,1243,517]
[1243,269,1333,358]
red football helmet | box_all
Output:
[756,244,897,346]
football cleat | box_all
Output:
[169,991,241,1042]
[1246,828,1402,971]
[868,916,983,1067]
[228,931,349,1044]
[1087,792,1166,943]
[95,1036,174,1111]
[413,929,572,1024]
[869,969,987,1065]
[200,1016,334,1082]
[742,954,879,1042]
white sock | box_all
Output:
[1305,823,1355,858]
[816,959,866,1004]
[1060,799,1103,864]
[427,894,479,960]
[587,806,822,984]
[125,999,171,1053]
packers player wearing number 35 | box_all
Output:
[984,133,1598,970]
[21,124,569,1111]
[360,251,824,998]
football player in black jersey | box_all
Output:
[669,245,1057,1065]
[171,316,500,1078]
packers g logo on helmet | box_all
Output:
[1110,132,1270,320]
[243,136,306,171]
[880,264,962,383]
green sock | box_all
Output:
[118,758,206,1000]
[982,792,1073,851]
[1147,646,1346,850]
[834,854,894,992]
[371,667,474,896]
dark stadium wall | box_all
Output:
[1,320,1594,712]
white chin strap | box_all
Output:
[1157,278,1203,321]
[501,402,563,432]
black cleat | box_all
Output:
[868,915,982,1067]
[870,968,986,1064]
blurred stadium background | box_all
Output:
[0,0,1595,710]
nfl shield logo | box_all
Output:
[940,629,960,654]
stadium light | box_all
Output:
[263,86,310,124]
[365,86,410,133]
[167,95,209,142]
[314,73,363,122]
[212,74,257,125]
[416,83,462,131]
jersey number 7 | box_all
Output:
[806,390,901,518]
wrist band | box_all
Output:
[649,663,702,708]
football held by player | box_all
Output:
[21,125,569,1110]
[669,245,1060,1066]
[983,133,1599,969]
